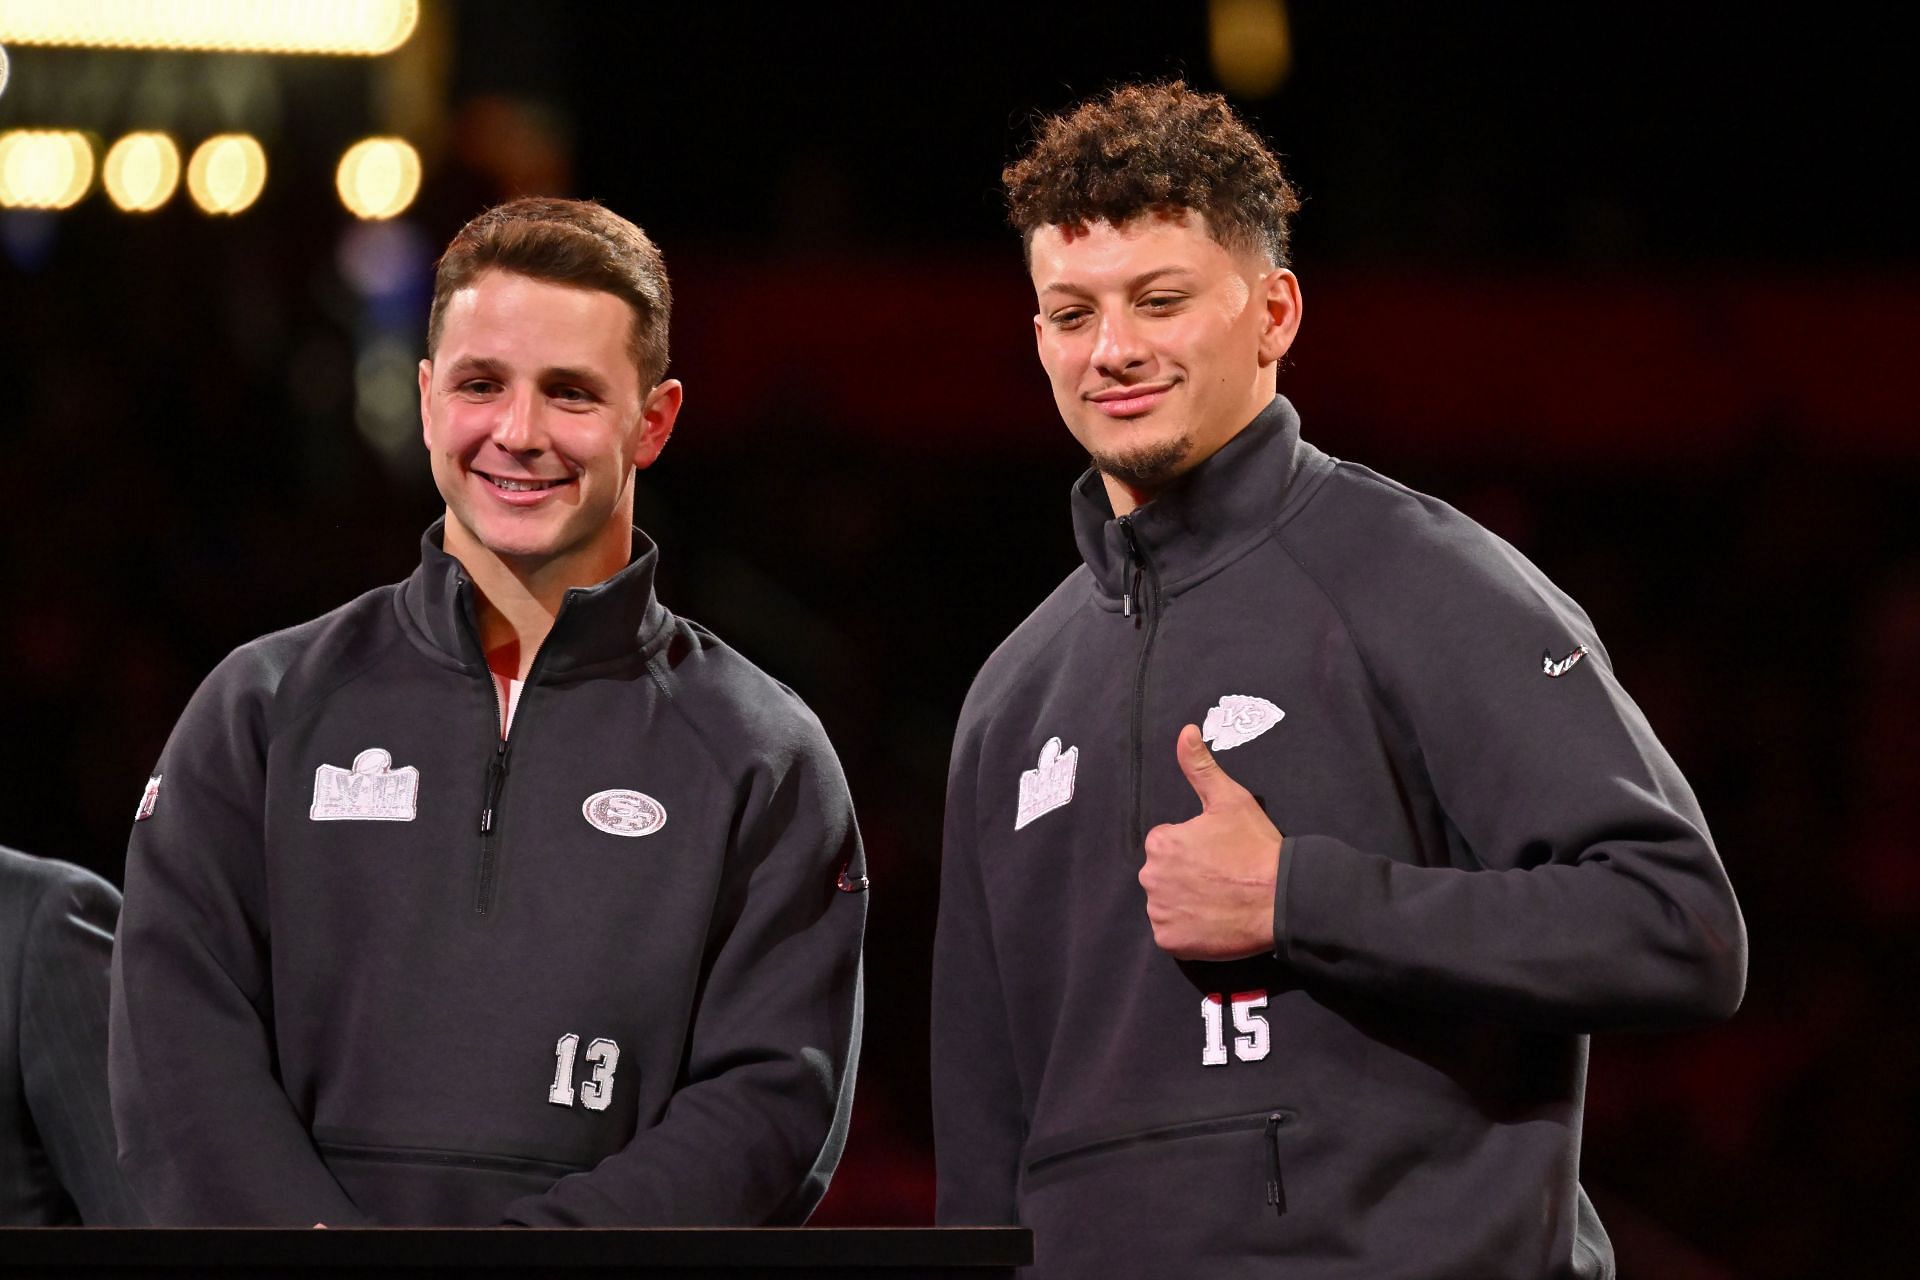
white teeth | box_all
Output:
[487,476,562,492]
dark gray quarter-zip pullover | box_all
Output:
[112,523,866,1226]
[933,395,1744,1279]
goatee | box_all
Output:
[1089,435,1193,493]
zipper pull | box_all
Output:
[1119,517,1143,618]
[1265,1112,1287,1216]
[479,741,509,835]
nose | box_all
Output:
[1089,307,1150,378]
[489,386,546,454]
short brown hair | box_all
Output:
[427,197,673,388]
[1003,80,1301,266]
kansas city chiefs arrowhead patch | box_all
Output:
[1201,695,1285,750]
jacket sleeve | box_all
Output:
[1273,523,1747,1033]
[110,652,373,1225]
[930,724,1025,1225]
[21,867,145,1224]
[500,714,865,1226]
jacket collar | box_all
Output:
[1071,394,1311,607]
[401,518,672,678]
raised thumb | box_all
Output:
[1176,723,1234,809]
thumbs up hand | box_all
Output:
[1139,724,1283,960]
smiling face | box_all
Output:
[419,269,681,591]
[1030,211,1301,513]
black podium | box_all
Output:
[0,1227,1031,1278]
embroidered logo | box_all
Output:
[310,749,420,822]
[582,788,667,838]
[1016,736,1078,831]
[1543,645,1590,678]
[134,774,162,822]
[1201,695,1285,751]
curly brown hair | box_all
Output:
[427,197,672,388]
[1003,80,1301,266]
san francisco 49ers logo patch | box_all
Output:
[582,789,667,838]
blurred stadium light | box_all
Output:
[1209,0,1292,98]
[0,0,418,56]
[102,129,178,210]
[185,131,264,214]
[0,127,92,208]
[336,136,420,220]
[354,333,423,465]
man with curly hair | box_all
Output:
[932,81,1744,1277]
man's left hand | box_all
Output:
[1139,724,1283,960]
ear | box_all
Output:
[1033,310,1044,355]
[1256,268,1304,368]
[418,359,434,446]
[631,378,684,470]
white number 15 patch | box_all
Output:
[1200,990,1270,1066]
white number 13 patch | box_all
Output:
[1200,990,1270,1066]
[548,1033,621,1110]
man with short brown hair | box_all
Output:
[933,82,1744,1278]
[113,198,866,1227]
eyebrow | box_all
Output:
[441,356,610,391]
[1039,266,1198,298]
[541,366,610,391]
[442,355,505,379]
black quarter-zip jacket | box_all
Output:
[932,396,1745,1279]
[111,522,866,1226]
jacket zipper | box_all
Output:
[1118,516,1163,852]
[1025,1108,1291,1217]
[1264,1111,1287,1216]
[476,735,509,914]
[466,592,568,917]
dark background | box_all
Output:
[3,3,1915,1272]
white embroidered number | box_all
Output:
[1201,990,1270,1066]
[548,1033,579,1106]
[549,1032,622,1110]
[1200,995,1230,1066]
[1231,990,1271,1061]
[580,1038,620,1112]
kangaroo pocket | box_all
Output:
[316,1137,592,1225]
[1019,1108,1297,1280]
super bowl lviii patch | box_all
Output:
[1016,736,1078,831]
[311,748,420,821]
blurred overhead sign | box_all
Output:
[0,0,418,56]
